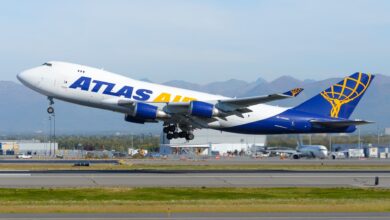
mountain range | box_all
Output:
[1,74,388,135]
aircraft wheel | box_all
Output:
[168,125,176,132]
[179,132,186,138]
[293,154,300,160]
[185,133,194,141]
[47,106,54,114]
[163,127,169,133]
[173,132,179,139]
[166,133,173,140]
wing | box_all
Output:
[114,88,303,129]
[166,87,304,116]
[219,87,303,108]
[216,88,303,113]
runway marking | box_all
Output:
[0,174,31,177]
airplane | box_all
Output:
[293,144,328,159]
[268,137,328,159]
[17,61,374,141]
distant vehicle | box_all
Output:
[16,154,32,159]
[55,154,64,159]
[128,149,148,157]
[18,62,374,141]
[331,151,347,159]
[146,152,162,158]
[252,152,271,158]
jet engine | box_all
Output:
[133,102,169,119]
[189,101,220,118]
[125,103,169,124]
[124,114,147,124]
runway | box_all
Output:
[1,158,390,166]
[130,158,390,166]
[0,213,388,220]
[0,159,118,164]
[0,170,389,187]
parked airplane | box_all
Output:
[269,137,328,159]
[17,61,374,140]
[293,144,328,159]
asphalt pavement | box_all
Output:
[0,169,388,188]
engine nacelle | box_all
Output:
[124,114,146,124]
[133,102,169,119]
[189,101,220,118]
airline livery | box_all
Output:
[17,61,374,140]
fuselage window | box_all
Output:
[77,70,85,73]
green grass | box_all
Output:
[0,187,388,201]
[0,187,390,213]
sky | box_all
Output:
[0,0,389,83]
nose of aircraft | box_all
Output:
[17,69,35,86]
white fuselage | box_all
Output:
[298,145,329,159]
[17,61,289,130]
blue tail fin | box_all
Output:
[293,72,374,119]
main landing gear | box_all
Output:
[163,124,194,141]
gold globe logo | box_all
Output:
[320,72,372,118]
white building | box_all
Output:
[160,129,266,156]
[18,142,58,155]
[385,128,390,135]
[0,140,58,155]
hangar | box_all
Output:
[0,140,58,156]
[160,129,266,156]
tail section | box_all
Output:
[294,72,374,119]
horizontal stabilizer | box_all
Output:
[310,119,374,128]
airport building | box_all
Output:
[159,129,266,156]
[0,140,58,156]
[332,143,390,158]
[385,128,390,135]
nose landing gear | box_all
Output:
[47,106,54,114]
[47,97,56,156]
[47,97,55,114]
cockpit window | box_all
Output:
[42,62,52,67]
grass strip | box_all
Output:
[0,187,389,213]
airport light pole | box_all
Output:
[358,127,361,149]
[53,112,56,156]
[49,115,52,156]
[131,134,134,149]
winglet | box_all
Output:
[283,88,304,97]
